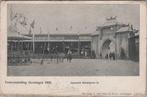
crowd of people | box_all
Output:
[40,47,73,65]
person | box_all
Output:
[46,47,50,64]
[50,48,54,62]
[85,50,88,57]
[109,42,115,60]
[91,50,96,59]
[100,53,102,59]
[105,54,108,59]
[120,48,125,59]
[55,46,59,64]
[58,52,65,63]
[81,50,84,56]
[47,47,50,54]
[67,49,72,62]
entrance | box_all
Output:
[101,39,115,59]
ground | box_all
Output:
[8,59,139,76]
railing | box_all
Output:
[8,50,32,66]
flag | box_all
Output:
[10,12,18,21]
[30,20,35,28]
[10,6,17,21]
[19,16,27,27]
[21,17,27,26]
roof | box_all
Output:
[102,21,118,27]
[116,26,132,33]
[91,31,100,36]
[24,32,92,37]
[8,25,32,40]
[101,18,124,28]
[8,33,32,40]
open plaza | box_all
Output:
[8,59,139,76]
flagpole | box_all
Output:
[30,20,35,53]
[62,35,64,53]
[32,27,35,53]
[77,32,80,56]
[48,31,50,51]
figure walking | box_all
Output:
[67,49,72,63]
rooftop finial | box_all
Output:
[106,16,117,21]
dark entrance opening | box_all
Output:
[101,39,112,59]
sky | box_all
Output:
[8,4,140,34]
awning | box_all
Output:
[8,32,32,40]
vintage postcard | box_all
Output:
[0,1,146,96]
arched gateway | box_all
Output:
[101,39,115,59]
[91,17,135,59]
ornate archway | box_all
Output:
[101,39,115,58]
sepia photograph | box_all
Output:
[0,1,146,96]
[7,3,140,76]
